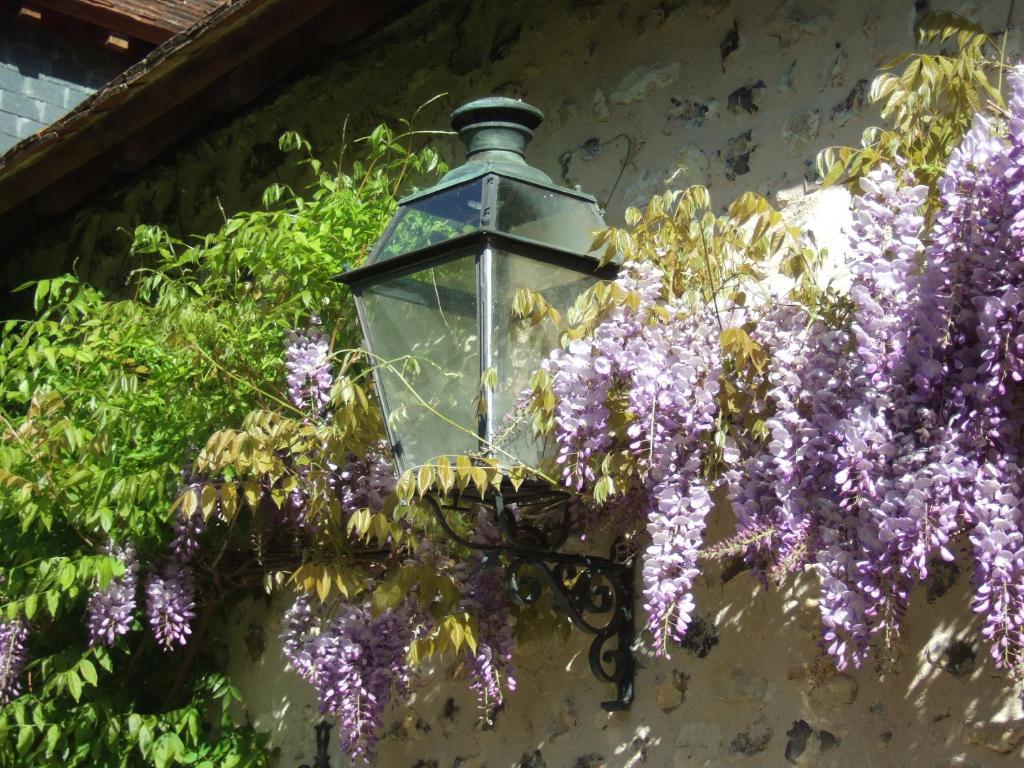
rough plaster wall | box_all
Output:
[10,0,1024,764]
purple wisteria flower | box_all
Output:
[281,596,417,763]
[172,503,206,563]
[285,325,333,415]
[146,562,197,651]
[458,511,516,712]
[87,542,139,647]
[0,619,29,705]
[543,260,723,653]
[338,448,397,516]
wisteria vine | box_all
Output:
[540,66,1024,682]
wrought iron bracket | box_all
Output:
[425,488,635,711]
[297,721,332,768]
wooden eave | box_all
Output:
[28,0,228,45]
[0,0,419,248]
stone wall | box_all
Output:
[12,0,1024,764]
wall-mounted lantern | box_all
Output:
[336,97,635,710]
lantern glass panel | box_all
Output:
[370,180,484,264]
[360,255,480,471]
[487,251,603,468]
[495,178,604,253]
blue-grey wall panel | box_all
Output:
[0,18,124,152]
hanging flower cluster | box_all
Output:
[145,563,197,652]
[285,324,333,416]
[0,620,28,705]
[87,543,140,647]
[456,511,516,712]
[281,596,417,763]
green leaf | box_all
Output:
[23,593,37,620]
[66,670,82,702]
[138,723,154,758]
[79,659,98,686]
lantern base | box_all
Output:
[425,488,636,711]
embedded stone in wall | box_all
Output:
[941,639,977,678]
[681,612,720,657]
[963,720,1024,754]
[785,719,813,764]
[779,60,797,92]
[623,169,661,210]
[610,63,682,105]
[767,0,833,46]
[782,110,821,155]
[592,88,610,121]
[822,48,848,89]
[656,669,688,712]
[806,672,858,709]
[550,96,580,128]
[722,130,753,180]
[713,663,768,703]
[830,79,868,124]
[720,20,739,70]
[783,721,841,765]
[516,748,546,767]
[667,97,710,129]
[727,81,765,114]
[730,720,773,756]
[667,145,710,189]
[926,557,959,602]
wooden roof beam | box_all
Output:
[29,0,184,45]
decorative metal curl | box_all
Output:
[426,490,635,710]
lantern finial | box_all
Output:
[440,97,552,186]
[450,96,543,159]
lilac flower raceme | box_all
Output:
[544,260,723,653]
[146,562,197,651]
[87,542,140,647]
[281,597,418,763]
[0,620,28,705]
[285,325,333,415]
[338,448,397,516]
[172,500,206,564]
[458,511,516,712]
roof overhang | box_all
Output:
[0,0,419,248]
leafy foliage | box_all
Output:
[0,118,444,766]
[817,12,1004,197]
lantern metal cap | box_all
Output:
[423,96,555,190]
[450,96,543,158]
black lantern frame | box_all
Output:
[335,98,636,709]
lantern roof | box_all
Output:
[397,96,597,206]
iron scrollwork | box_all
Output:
[297,721,332,768]
[425,489,635,711]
